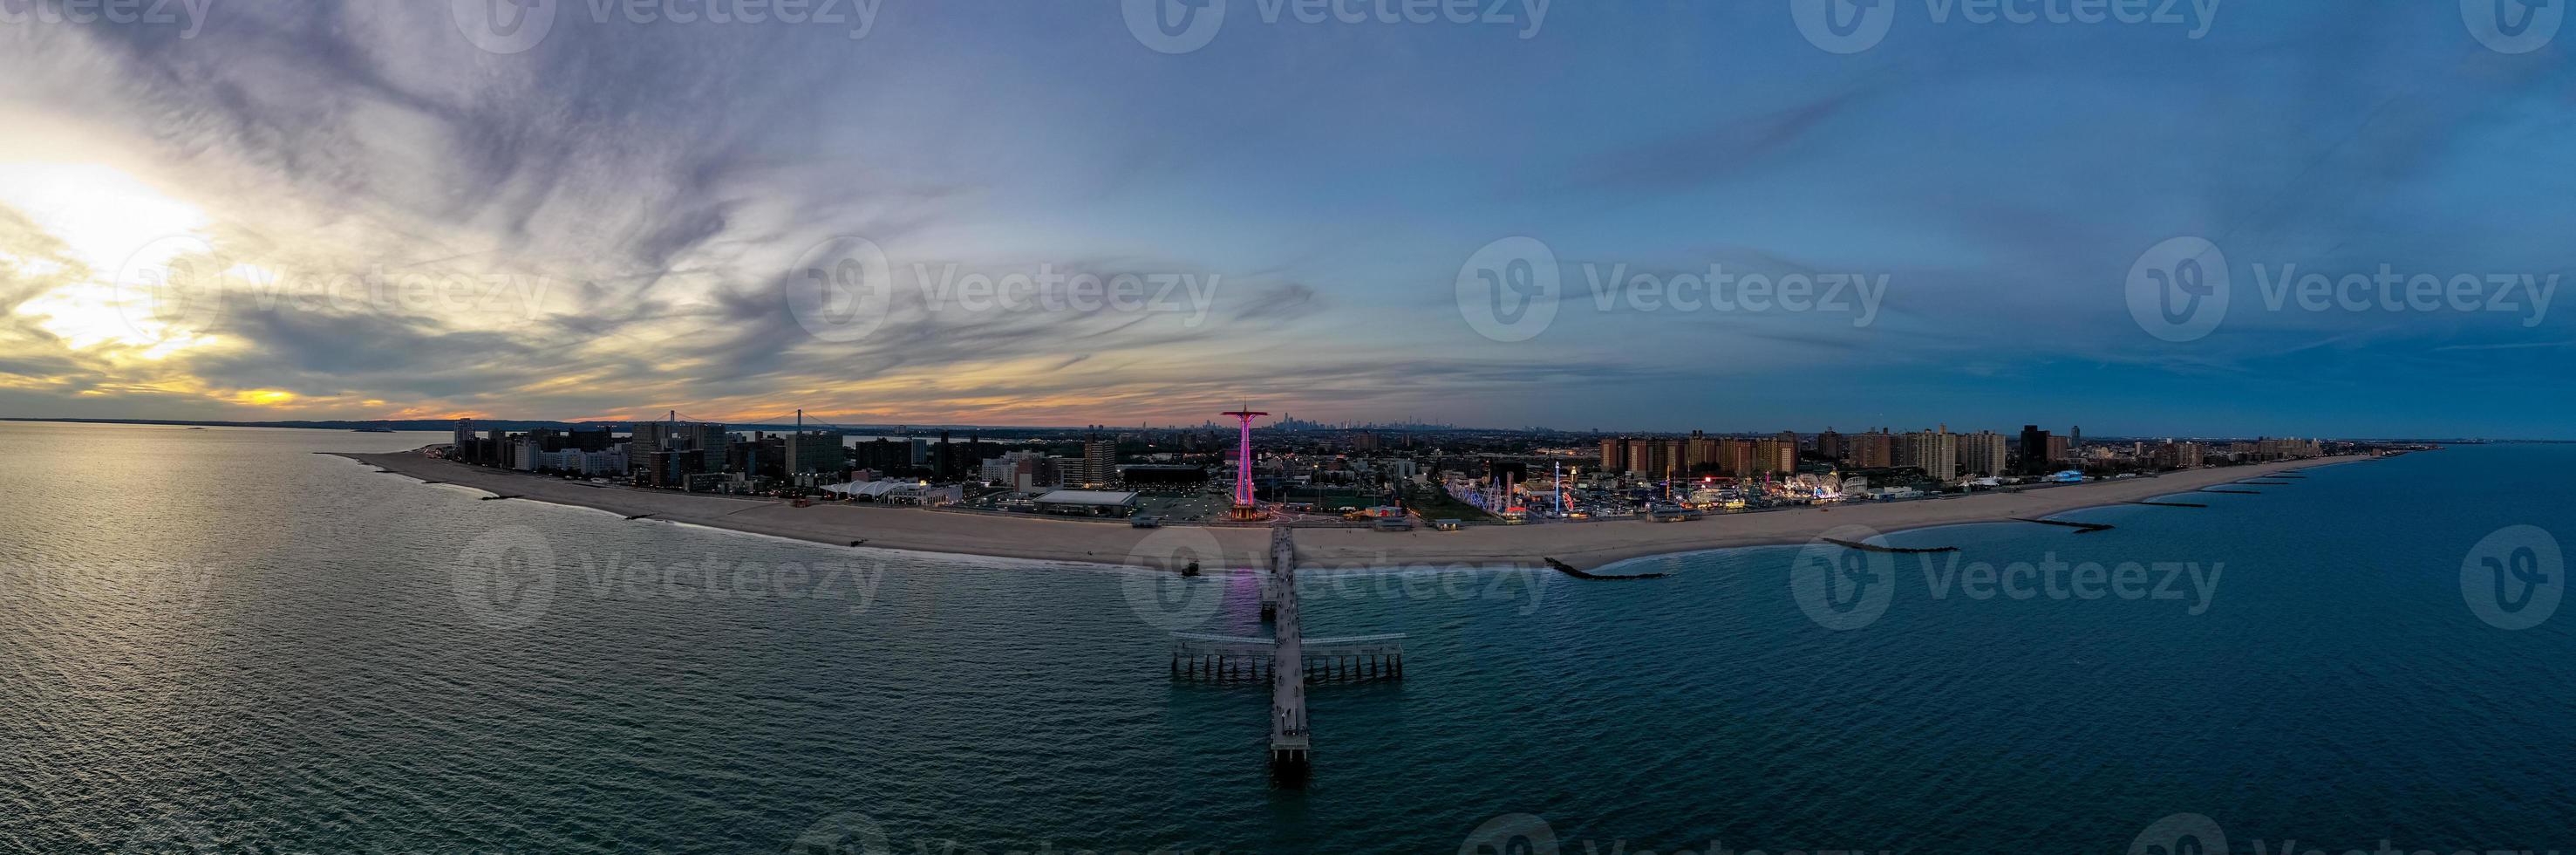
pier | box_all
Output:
[1169,632,1407,683]
[1166,527,1407,781]
[1266,527,1311,776]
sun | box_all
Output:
[0,161,228,353]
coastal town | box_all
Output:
[340,413,2423,574]
[433,413,2395,526]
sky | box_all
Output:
[0,1,2569,437]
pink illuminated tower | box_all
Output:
[1222,407,1267,520]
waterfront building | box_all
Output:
[1078,428,1116,487]
[1598,438,1629,475]
[1898,427,1959,482]
[1816,428,1845,462]
[1959,430,2010,477]
[2018,425,2053,475]
[981,451,1063,493]
[784,430,842,475]
[1850,429,1895,469]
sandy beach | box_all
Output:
[337,451,2369,572]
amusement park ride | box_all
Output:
[1223,407,1267,521]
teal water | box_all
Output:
[1,422,2569,853]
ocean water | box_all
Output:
[1,421,2570,853]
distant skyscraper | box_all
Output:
[1816,428,1845,462]
[453,418,475,462]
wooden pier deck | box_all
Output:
[1266,527,1311,775]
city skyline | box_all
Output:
[3,4,2572,438]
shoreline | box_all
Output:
[336,451,2376,573]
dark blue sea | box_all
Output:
[2,421,2569,853]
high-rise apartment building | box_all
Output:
[1959,430,2010,477]
[784,430,842,474]
[1078,428,1116,487]
[1898,427,1959,482]
[2018,425,2053,475]
[1850,429,1895,469]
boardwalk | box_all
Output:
[1267,527,1311,773]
